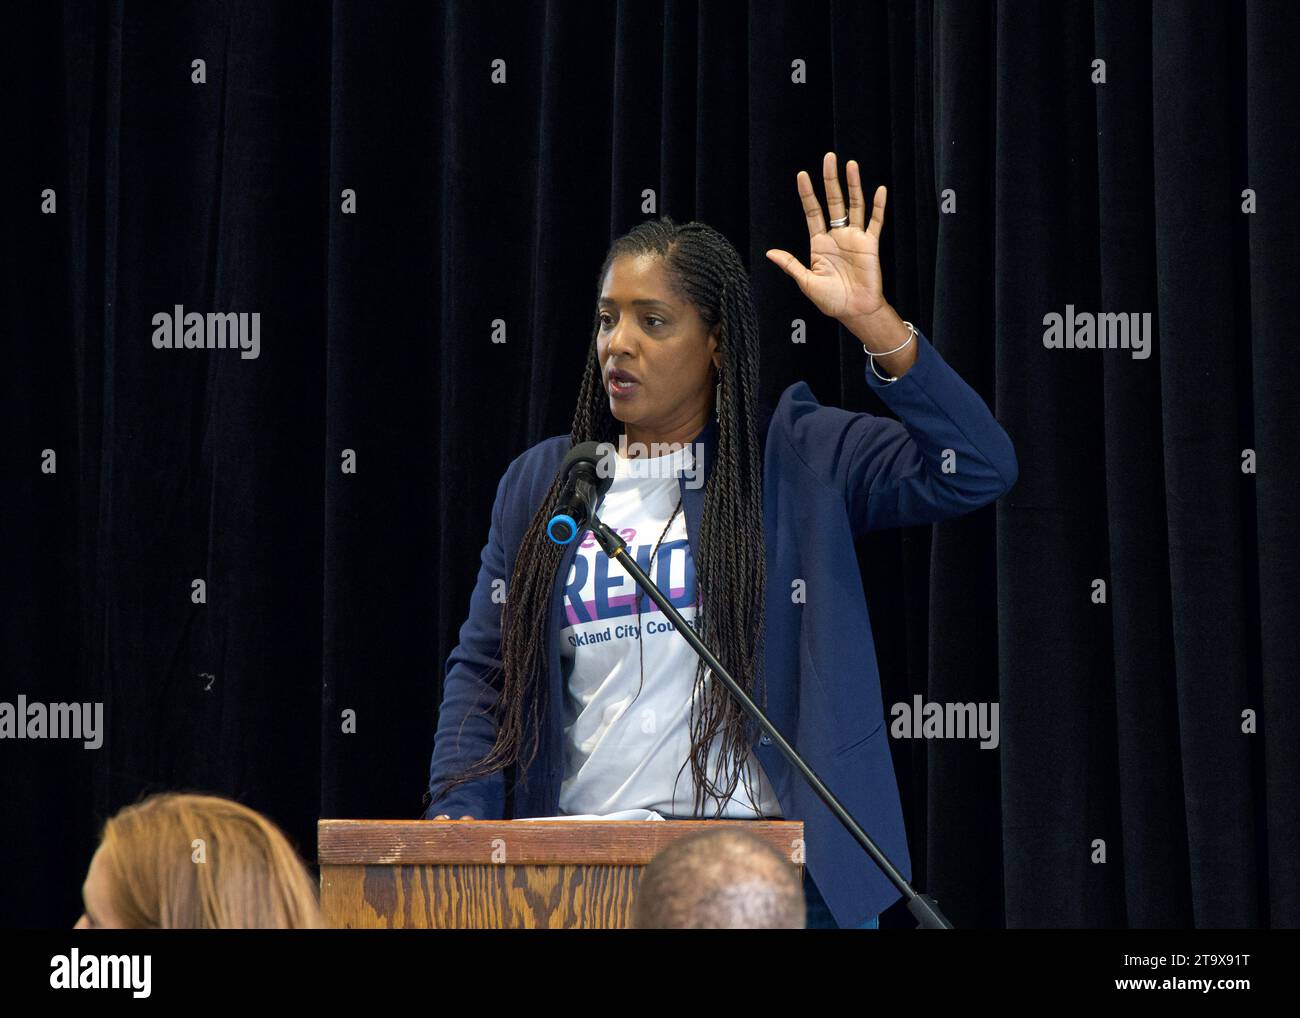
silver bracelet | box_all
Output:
[864,320,917,383]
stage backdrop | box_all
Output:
[3,0,1296,928]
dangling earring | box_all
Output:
[714,371,722,422]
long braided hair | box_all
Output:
[432,217,768,817]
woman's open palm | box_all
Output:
[765,152,888,323]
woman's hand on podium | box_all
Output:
[432,814,475,820]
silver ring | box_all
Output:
[829,215,849,228]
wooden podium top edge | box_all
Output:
[316,819,805,866]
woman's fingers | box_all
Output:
[866,183,887,242]
[795,170,826,240]
[822,151,847,227]
[846,159,866,231]
[764,248,813,292]
[431,814,476,820]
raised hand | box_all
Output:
[765,152,888,327]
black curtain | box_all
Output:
[3,0,1295,929]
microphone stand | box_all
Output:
[584,509,953,930]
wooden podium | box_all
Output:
[317,818,805,928]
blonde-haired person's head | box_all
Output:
[75,792,323,929]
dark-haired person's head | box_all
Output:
[630,828,805,929]
[74,792,323,929]
[598,249,720,446]
[591,218,764,454]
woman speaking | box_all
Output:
[423,151,1018,929]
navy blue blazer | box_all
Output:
[423,327,1018,927]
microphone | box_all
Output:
[546,441,617,544]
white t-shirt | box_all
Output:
[556,440,783,818]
